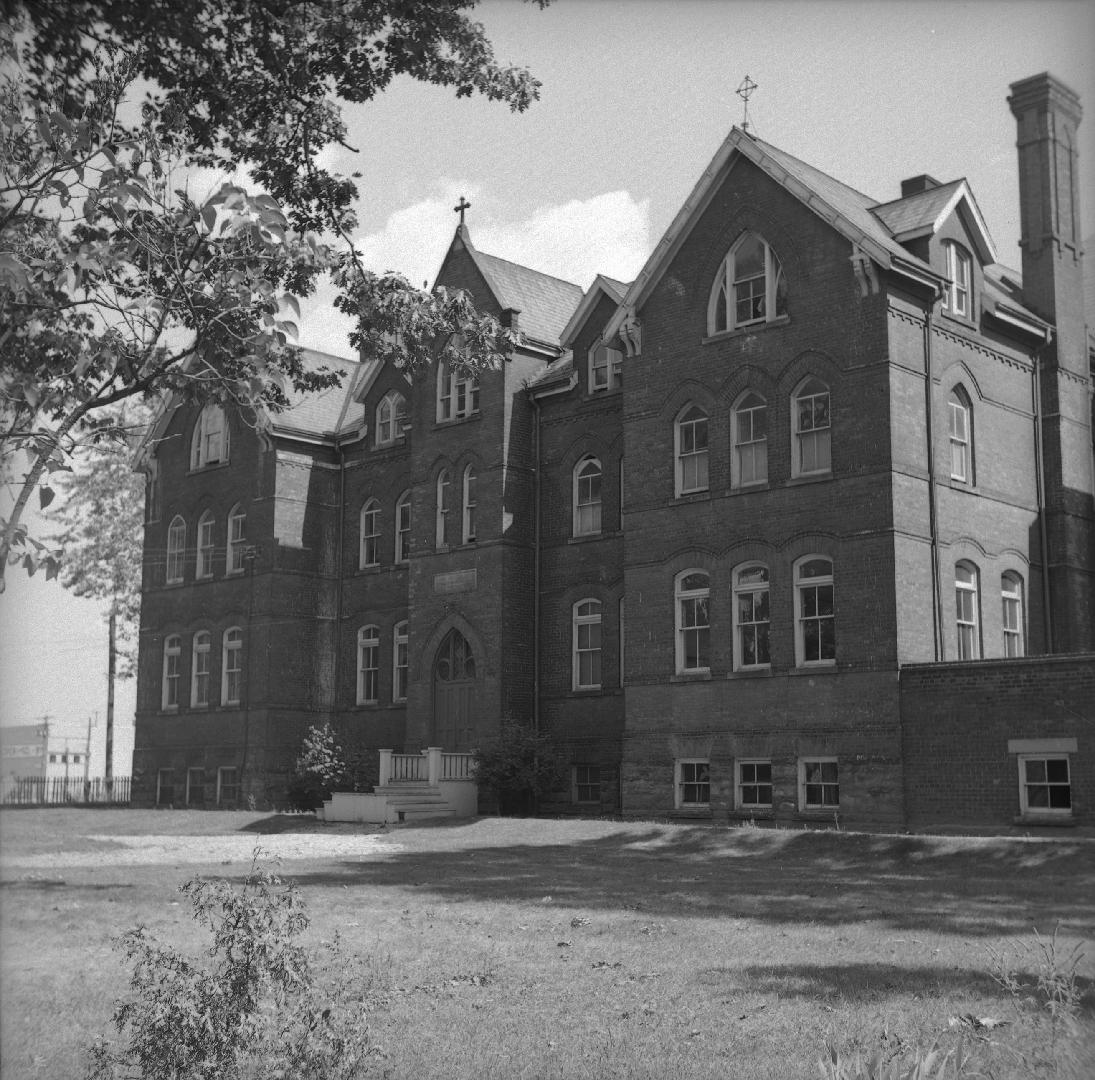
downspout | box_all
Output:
[531,394,542,736]
[334,440,347,726]
[1032,343,1054,653]
[923,303,944,660]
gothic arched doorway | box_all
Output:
[433,629,477,751]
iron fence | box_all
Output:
[0,775,132,806]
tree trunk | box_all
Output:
[106,608,115,790]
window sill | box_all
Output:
[568,532,605,544]
[433,412,482,431]
[570,686,603,696]
[373,436,408,452]
[186,461,230,477]
[939,308,977,331]
[785,472,833,487]
[728,481,769,495]
[671,807,713,819]
[671,671,712,682]
[1014,814,1075,827]
[675,489,711,503]
[727,667,771,679]
[730,808,774,819]
[789,663,838,675]
[702,315,790,344]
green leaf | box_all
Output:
[39,486,55,510]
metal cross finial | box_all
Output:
[454,196,471,225]
[736,75,758,133]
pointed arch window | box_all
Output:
[360,499,380,568]
[191,631,211,707]
[462,466,477,544]
[792,378,831,477]
[222,627,243,705]
[675,570,711,673]
[435,469,450,548]
[395,491,411,563]
[166,516,186,584]
[437,360,479,422]
[227,504,246,574]
[733,564,770,670]
[573,599,602,690]
[573,456,602,536]
[948,387,973,484]
[675,406,709,495]
[190,403,228,469]
[731,392,768,487]
[196,511,215,579]
[1001,572,1025,658]
[955,562,980,660]
[376,391,407,447]
[357,625,380,705]
[709,232,787,334]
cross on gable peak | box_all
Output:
[454,196,471,225]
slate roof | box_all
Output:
[527,351,575,390]
[268,348,371,439]
[872,180,966,237]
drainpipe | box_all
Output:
[1032,344,1054,654]
[531,394,542,736]
[334,440,347,725]
[923,304,944,660]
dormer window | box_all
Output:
[943,242,972,318]
[589,341,623,393]
[708,232,787,335]
[376,391,407,447]
[190,404,228,469]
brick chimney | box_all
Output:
[900,174,942,198]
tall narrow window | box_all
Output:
[376,391,407,447]
[676,570,711,673]
[357,626,380,705]
[437,360,480,421]
[793,378,831,476]
[675,406,709,495]
[948,388,972,483]
[732,392,768,487]
[166,516,186,584]
[944,242,972,317]
[574,456,602,536]
[955,562,980,660]
[733,564,771,670]
[1001,572,1025,658]
[395,491,411,563]
[191,631,211,707]
[217,766,239,806]
[435,469,450,548]
[196,511,215,579]
[222,627,243,706]
[462,466,477,544]
[795,557,835,665]
[360,499,380,568]
[162,635,181,710]
[708,232,787,334]
[156,768,174,806]
[227,504,246,574]
[190,403,228,469]
[393,621,408,702]
[589,341,623,392]
[573,599,603,690]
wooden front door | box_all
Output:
[433,630,477,751]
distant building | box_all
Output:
[134,73,1093,829]
[1,722,88,779]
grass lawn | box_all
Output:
[1,809,1093,1079]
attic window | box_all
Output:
[708,232,787,335]
[943,242,972,318]
[190,404,228,469]
[589,341,623,393]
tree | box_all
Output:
[2,1,545,585]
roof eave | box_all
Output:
[559,275,627,349]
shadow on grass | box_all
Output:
[278,826,1095,938]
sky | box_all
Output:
[1,0,1093,763]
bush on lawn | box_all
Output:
[472,720,568,815]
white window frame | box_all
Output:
[360,499,380,568]
[733,563,771,671]
[1001,572,1025,658]
[799,757,839,810]
[573,764,602,804]
[196,511,215,579]
[190,403,228,469]
[588,341,623,393]
[675,569,711,674]
[948,389,972,483]
[221,627,242,706]
[792,377,832,478]
[437,360,480,422]
[375,390,407,447]
[736,759,773,810]
[462,465,477,544]
[435,469,450,548]
[675,759,711,808]
[1017,754,1072,818]
[191,630,211,708]
[794,556,835,667]
[573,456,603,537]
[707,232,786,334]
[395,491,411,563]
[572,599,603,690]
[357,625,380,705]
[227,504,246,575]
[216,766,239,806]
[944,242,972,317]
[731,391,768,488]
[166,515,186,584]
[393,620,408,702]
[955,561,981,660]
[162,634,181,710]
[675,405,710,496]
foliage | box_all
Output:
[472,720,568,814]
[288,723,349,811]
[86,851,377,1080]
[819,1040,976,1080]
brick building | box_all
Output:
[134,73,1094,828]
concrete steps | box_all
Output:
[373,782,455,822]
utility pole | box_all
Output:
[105,608,116,793]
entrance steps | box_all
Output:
[373,782,456,822]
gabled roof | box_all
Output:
[559,273,630,349]
[527,350,575,391]
[444,226,585,349]
[267,349,371,440]
[872,179,998,264]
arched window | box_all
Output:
[435,469,450,548]
[792,377,831,477]
[222,627,243,706]
[573,456,602,536]
[675,570,710,673]
[1001,572,1025,658]
[943,242,972,317]
[733,563,770,670]
[955,562,980,660]
[359,499,380,568]
[166,516,186,584]
[708,231,787,334]
[437,360,479,421]
[191,631,211,707]
[573,599,602,690]
[395,491,411,563]
[357,626,380,705]
[227,504,246,574]
[588,340,623,393]
[376,391,407,447]
[393,621,409,702]
[462,466,477,544]
[190,403,228,469]
[948,387,973,484]
[795,556,835,666]
[162,635,181,710]
[196,511,215,579]
[731,392,768,487]
[675,406,709,495]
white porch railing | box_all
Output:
[378,747,476,786]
